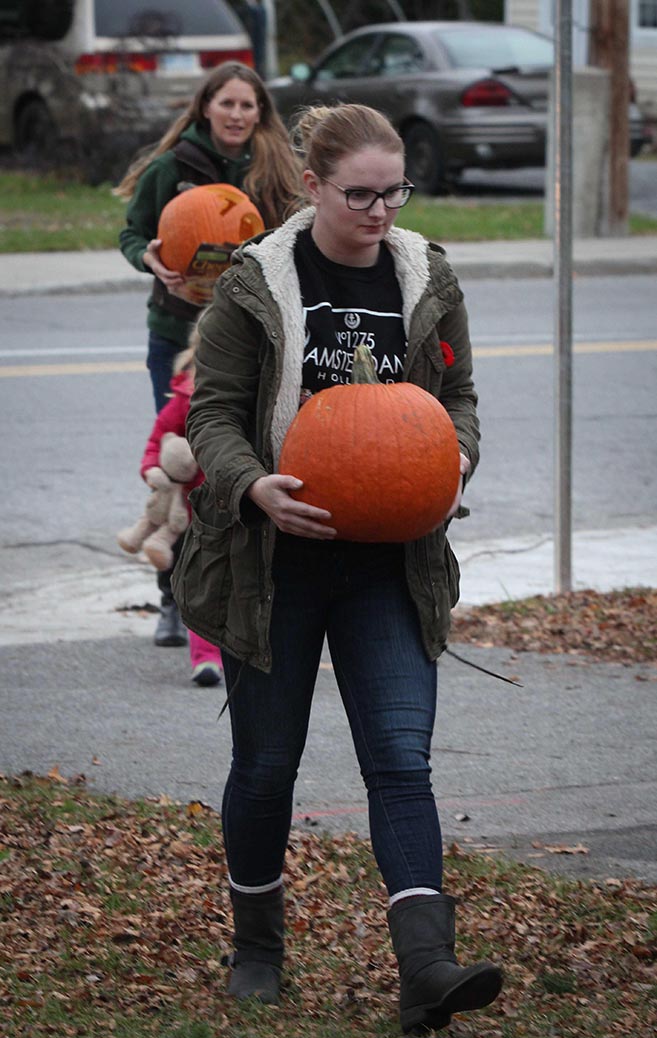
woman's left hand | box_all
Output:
[142,238,186,289]
[446,453,471,520]
[247,474,338,539]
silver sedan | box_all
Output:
[268,20,648,194]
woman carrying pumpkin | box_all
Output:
[115,60,300,646]
[174,104,503,1032]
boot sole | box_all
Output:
[400,965,503,1033]
[228,987,281,1006]
[227,963,281,1005]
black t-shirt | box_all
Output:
[294,228,406,402]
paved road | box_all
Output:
[2,273,656,546]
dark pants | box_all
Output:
[157,534,184,603]
[222,534,443,898]
[147,330,183,414]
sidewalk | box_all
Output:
[2,525,657,648]
[0,234,656,296]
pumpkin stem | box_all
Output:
[351,344,381,385]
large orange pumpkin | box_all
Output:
[279,345,461,542]
[157,183,264,305]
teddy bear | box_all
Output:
[117,431,198,572]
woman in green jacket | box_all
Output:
[176,104,503,1032]
[116,60,300,646]
[116,61,300,413]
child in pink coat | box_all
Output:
[140,344,223,687]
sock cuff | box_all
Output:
[229,875,283,895]
[388,886,441,907]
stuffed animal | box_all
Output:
[117,432,198,572]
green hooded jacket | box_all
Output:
[173,208,480,671]
[119,123,251,348]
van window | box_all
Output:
[0,1,74,41]
[94,0,246,38]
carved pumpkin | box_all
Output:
[157,183,264,305]
[279,345,461,542]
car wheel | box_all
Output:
[15,99,58,168]
[403,122,446,196]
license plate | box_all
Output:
[158,52,198,74]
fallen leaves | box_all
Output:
[451,587,657,665]
[1,773,656,1038]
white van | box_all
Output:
[0,0,254,180]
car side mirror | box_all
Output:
[290,62,312,83]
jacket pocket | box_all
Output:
[172,487,233,636]
[444,537,461,609]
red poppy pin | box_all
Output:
[440,340,455,367]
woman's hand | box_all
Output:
[142,238,186,290]
[446,453,472,520]
[247,475,337,539]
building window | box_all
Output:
[639,0,657,28]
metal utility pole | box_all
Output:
[589,0,630,235]
[553,0,574,593]
[261,1,277,77]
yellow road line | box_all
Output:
[0,360,145,378]
[473,340,657,358]
[0,341,655,378]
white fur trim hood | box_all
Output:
[241,206,433,467]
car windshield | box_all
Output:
[435,27,554,69]
[94,0,244,37]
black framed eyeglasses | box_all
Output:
[323,178,415,211]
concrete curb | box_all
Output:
[0,235,656,296]
[2,277,151,297]
[446,255,657,280]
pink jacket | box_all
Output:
[140,371,204,505]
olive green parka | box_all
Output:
[173,207,480,671]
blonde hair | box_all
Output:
[292,103,404,183]
[114,62,302,227]
[173,325,201,377]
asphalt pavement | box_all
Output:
[1,234,656,888]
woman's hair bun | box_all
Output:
[290,105,334,159]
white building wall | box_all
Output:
[505,0,657,123]
[506,0,541,30]
[632,44,657,119]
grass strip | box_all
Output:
[397,194,657,240]
[1,171,656,253]
[0,172,128,252]
[1,772,655,1037]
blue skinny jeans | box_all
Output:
[221,533,443,898]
